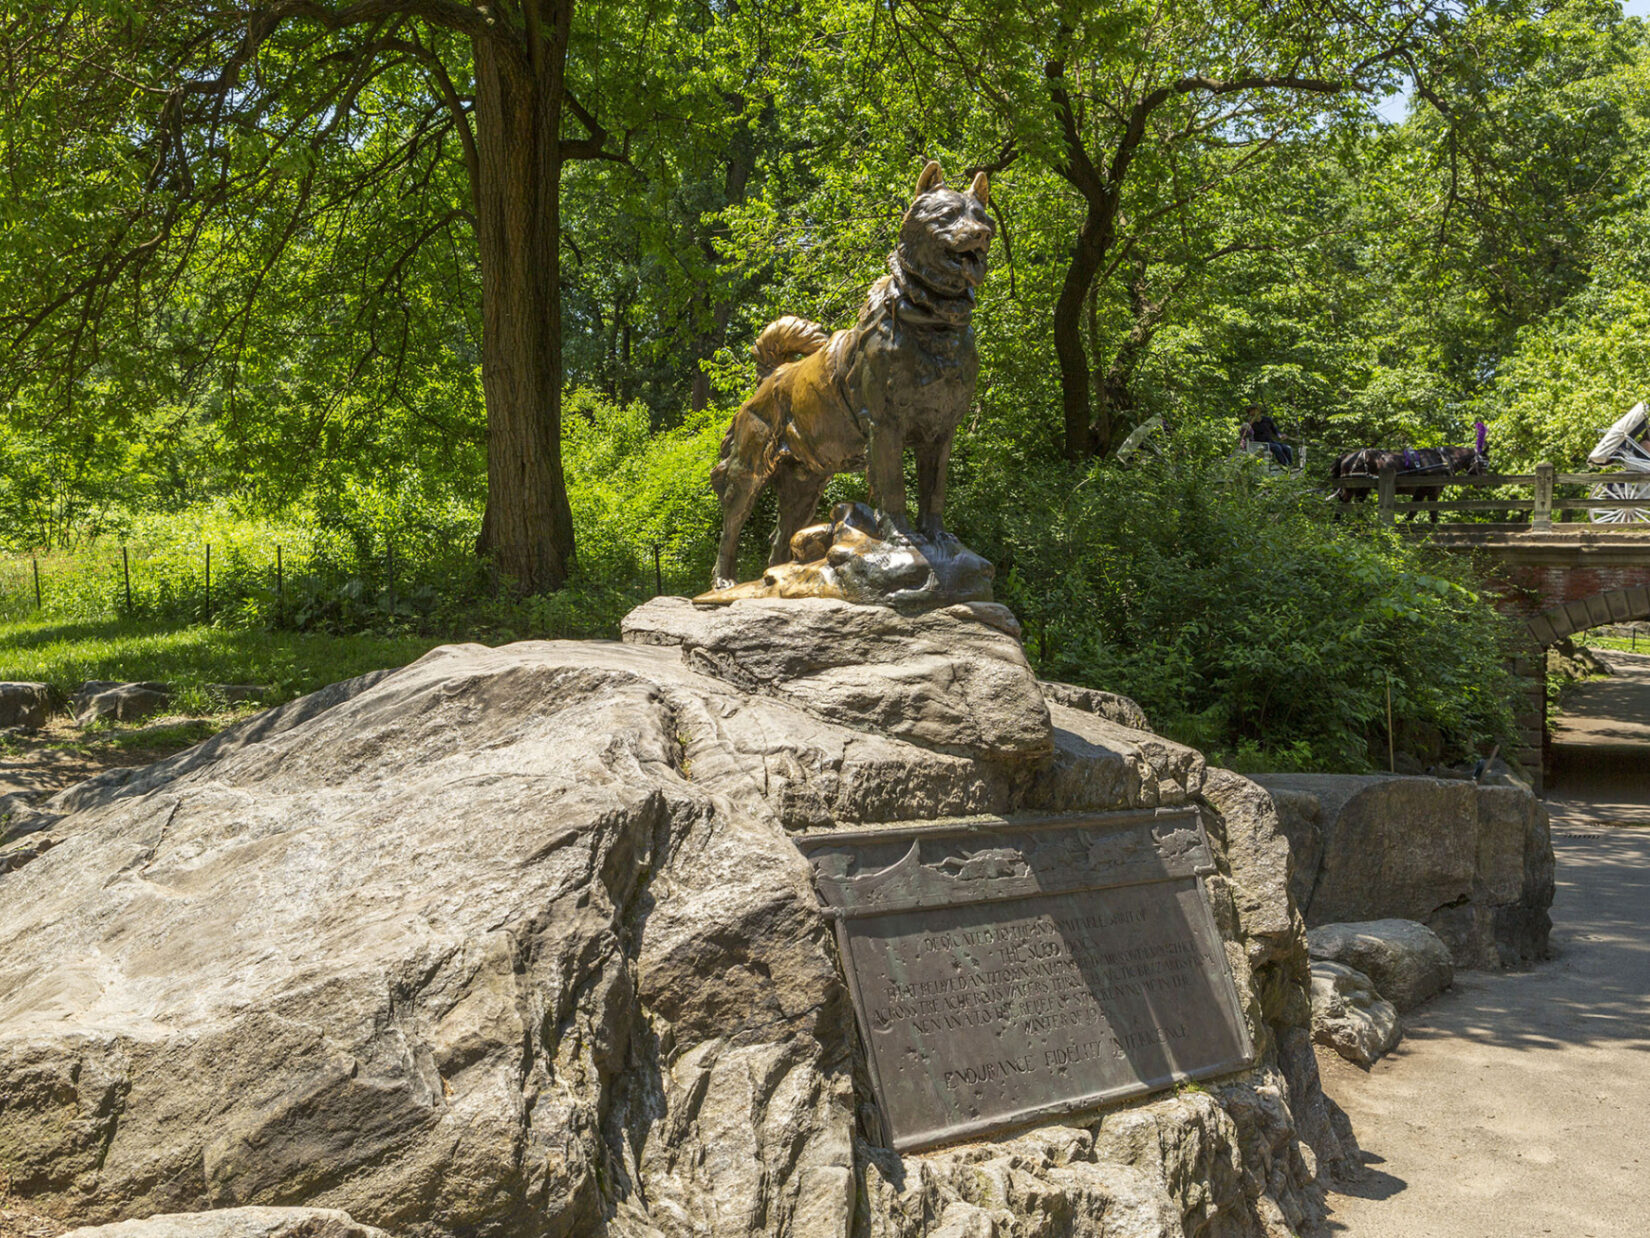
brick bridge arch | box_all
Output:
[1521,584,1650,647]
[1431,528,1650,789]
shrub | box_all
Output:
[950,439,1516,770]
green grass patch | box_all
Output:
[1578,632,1650,654]
[0,616,454,711]
[51,719,223,752]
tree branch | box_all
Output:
[562,90,627,162]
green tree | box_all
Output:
[875,0,1429,458]
[0,0,677,587]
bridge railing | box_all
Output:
[1334,462,1650,526]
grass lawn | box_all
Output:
[0,616,460,713]
[1582,631,1650,655]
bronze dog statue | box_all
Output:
[710,162,994,590]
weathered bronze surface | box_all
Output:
[705,161,996,606]
[797,809,1255,1152]
[694,500,993,610]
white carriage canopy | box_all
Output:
[1588,402,1650,469]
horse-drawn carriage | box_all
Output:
[1328,422,1491,515]
[1585,402,1650,523]
[1235,413,1299,471]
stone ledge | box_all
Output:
[622,596,1053,762]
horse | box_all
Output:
[1329,423,1490,519]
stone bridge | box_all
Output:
[1426,526,1650,788]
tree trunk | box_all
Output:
[688,299,734,411]
[470,22,575,593]
[1054,215,1105,460]
[688,115,756,412]
[1094,264,1157,457]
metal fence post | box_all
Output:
[1533,461,1554,528]
[1377,464,1397,525]
[276,545,284,626]
[32,557,41,609]
[204,543,212,621]
[122,546,132,613]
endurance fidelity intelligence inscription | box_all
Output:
[797,809,1254,1152]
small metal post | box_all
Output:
[652,543,663,596]
[387,540,396,613]
[122,546,132,613]
[32,557,41,609]
[204,543,212,621]
[1533,461,1554,529]
[1386,672,1396,773]
[1377,464,1397,525]
[276,545,284,626]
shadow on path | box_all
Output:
[1321,831,1650,1238]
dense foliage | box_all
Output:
[13,0,1646,767]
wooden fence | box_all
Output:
[1334,462,1650,526]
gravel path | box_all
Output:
[1321,651,1650,1236]
[1547,648,1650,828]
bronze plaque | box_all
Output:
[797,809,1254,1152]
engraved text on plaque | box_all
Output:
[797,809,1254,1152]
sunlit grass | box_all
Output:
[1580,631,1650,655]
[0,616,452,712]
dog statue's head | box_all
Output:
[895,161,995,298]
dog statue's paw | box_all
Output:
[880,511,917,541]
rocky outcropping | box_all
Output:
[1307,920,1453,1012]
[1038,681,1153,732]
[0,682,50,729]
[0,606,1343,1238]
[1309,963,1400,1067]
[61,1209,387,1238]
[621,596,1052,762]
[72,681,172,727]
[1253,774,1553,969]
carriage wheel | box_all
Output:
[1588,481,1650,523]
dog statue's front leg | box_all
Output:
[865,423,911,535]
[915,438,951,540]
[713,461,766,589]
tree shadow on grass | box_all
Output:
[0,615,179,649]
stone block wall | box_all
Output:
[1251,773,1553,969]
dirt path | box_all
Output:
[1321,651,1650,1236]
[1321,829,1650,1236]
[1545,648,1650,827]
[0,717,223,807]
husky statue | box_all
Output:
[708,162,995,601]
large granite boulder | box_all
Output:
[1023,680,1151,733]
[61,1209,387,1238]
[1309,962,1400,1068]
[621,596,1052,762]
[0,682,50,729]
[1195,768,1356,1187]
[1252,773,1554,969]
[0,607,1338,1238]
[1307,920,1453,1012]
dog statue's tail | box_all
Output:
[712,316,829,501]
[751,315,829,379]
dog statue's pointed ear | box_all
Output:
[969,171,990,206]
[914,161,944,197]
